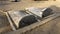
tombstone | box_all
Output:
[25,7,53,19]
[7,10,37,29]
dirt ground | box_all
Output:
[0,0,60,34]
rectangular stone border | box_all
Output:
[5,12,60,34]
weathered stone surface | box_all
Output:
[25,7,53,19]
[8,10,37,29]
[26,7,43,18]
